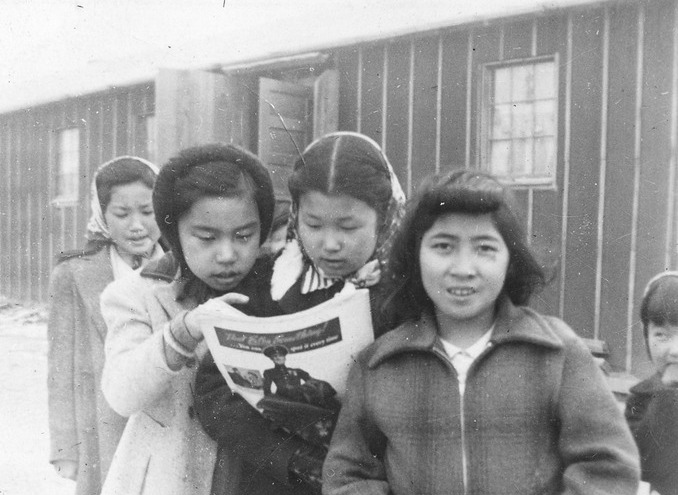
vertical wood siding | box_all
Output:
[3,2,677,377]
[359,45,384,144]
[438,31,468,170]
[336,1,678,374]
[632,0,677,376]
[0,83,155,304]
[564,11,604,341]
[531,14,567,317]
[382,40,410,193]
[668,0,678,273]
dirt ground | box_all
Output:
[0,296,73,495]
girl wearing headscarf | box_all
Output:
[47,156,163,495]
[194,131,406,494]
[269,131,405,328]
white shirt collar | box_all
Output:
[441,326,494,361]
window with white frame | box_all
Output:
[55,127,80,202]
[482,57,558,186]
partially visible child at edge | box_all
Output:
[193,131,406,494]
[625,272,678,495]
[47,156,163,495]
[99,144,279,495]
[323,170,640,495]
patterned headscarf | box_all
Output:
[85,156,160,242]
[271,132,406,301]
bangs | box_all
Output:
[177,161,256,199]
[644,277,678,326]
[421,186,503,216]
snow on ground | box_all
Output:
[0,296,73,495]
[0,296,652,495]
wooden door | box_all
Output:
[257,77,313,197]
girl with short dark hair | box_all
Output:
[323,170,640,495]
[626,272,678,495]
[99,144,277,495]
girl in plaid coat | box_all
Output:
[323,170,640,495]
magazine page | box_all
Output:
[199,288,374,447]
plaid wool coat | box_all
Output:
[323,298,640,495]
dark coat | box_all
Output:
[323,299,640,495]
[192,256,316,495]
[626,374,678,495]
[195,263,386,495]
[263,365,311,397]
[47,247,127,495]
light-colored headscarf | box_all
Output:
[270,132,406,301]
[85,155,160,242]
[84,156,162,278]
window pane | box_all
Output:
[484,58,557,183]
[535,62,555,100]
[534,100,555,136]
[492,104,513,140]
[511,65,533,101]
[534,137,555,175]
[512,102,534,138]
[490,140,511,176]
[511,138,533,175]
[58,173,78,198]
[494,67,512,103]
[57,128,80,199]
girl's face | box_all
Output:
[419,212,509,332]
[647,323,678,374]
[297,191,379,278]
[178,195,261,292]
[104,181,160,258]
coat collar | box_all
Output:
[69,247,114,341]
[140,251,178,282]
[629,373,666,394]
[367,297,564,369]
[69,245,113,288]
[139,251,188,316]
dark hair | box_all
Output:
[153,143,274,281]
[382,169,547,322]
[96,157,157,212]
[288,134,392,223]
[640,274,678,341]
